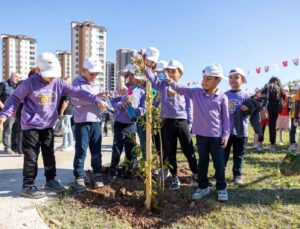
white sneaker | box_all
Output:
[288,143,297,151]
[256,143,264,152]
[279,141,284,146]
[192,188,210,200]
[217,189,228,202]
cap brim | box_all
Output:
[86,67,102,73]
[41,70,61,78]
[203,74,228,80]
[146,57,158,63]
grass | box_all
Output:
[38,128,300,228]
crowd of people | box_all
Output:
[0,47,299,202]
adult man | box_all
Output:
[0,72,20,154]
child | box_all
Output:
[0,52,107,199]
[224,67,249,185]
[166,63,230,201]
[72,57,107,192]
[145,60,198,191]
[109,64,146,180]
[276,86,291,145]
[289,84,300,151]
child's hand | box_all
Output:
[98,101,107,110]
[220,137,228,148]
[126,97,133,105]
[240,105,249,112]
[0,116,7,130]
[118,83,128,96]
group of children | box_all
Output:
[0,47,299,203]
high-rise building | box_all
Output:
[56,50,72,80]
[115,48,135,77]
[71,21,106,89]
[106,61,115,91]
[1,34,37,80]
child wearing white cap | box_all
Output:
[145,59,198,191]
[0,53,107,198]
[71,56,108,192]
[166,63,230,201]
[224,67,249,185]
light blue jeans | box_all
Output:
[62,115,73,148]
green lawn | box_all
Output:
[38,128,300,228]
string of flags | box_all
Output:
[183,58,299,86]
[254,58,299,75]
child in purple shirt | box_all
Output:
[145,60,198,191]
[0,53,107,199]
[224,67,249,185]
[167,64,230,202]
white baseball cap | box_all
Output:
[166,60,184,73]
[155,60,168,72]
[202,64,228,80]
[83,56,103,73]
[145,47,159,63]
[125,63,143,80]
[229,67,247,83]
[291,84,300,90]
[283,85,289,91]
[37,52,61,78]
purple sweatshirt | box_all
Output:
[225,90,250,137]
[72,76,103,123]
[145,70,193,124]
[111,85,146,124]
[170,82,230,139]
[0,73,101,130]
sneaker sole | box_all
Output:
[170,186,180,191]
[192,190,210,200]
[44,186,66,193]
[218,197,228,202]
[20,192,45,199]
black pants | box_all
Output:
[23,128,56,186]
[224,135,248,178]
[161,118,197,176]
[110,121,137,174]
[196,135,226,190]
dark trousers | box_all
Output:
[224,135,248,178]
[73,122,102,178]
[11,116,23,154]
[268,108,279,145]
[110,121,137,174]
[3,117,15,150]
[161,119,198,176]
[290,118,297,144]
[196,135,226,190]
[23,128,56,186]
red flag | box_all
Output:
[292,58,299,66]
[256,67,261,74]
[282,61,288,67]
[264,66,269,73]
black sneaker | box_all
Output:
[93,173,104,188]
[21,185,45,199]
[170,176,180,190]
[45,179,65,193]
[73,177,86,193]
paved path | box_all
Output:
[0,136,113,229]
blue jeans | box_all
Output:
[224,135,248,178]
[110,121,137,174]
[62,115,73,148]
[196,135,226,190]
[137,120,146,160]
[73,122,102,178]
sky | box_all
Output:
[0,0,300,91]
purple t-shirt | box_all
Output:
[225,90,250,137]
[0,73,101,130]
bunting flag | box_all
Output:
[256,67,261,74]
[282,61,288,67]
[264,66,269,73]
[292,58,299,66]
